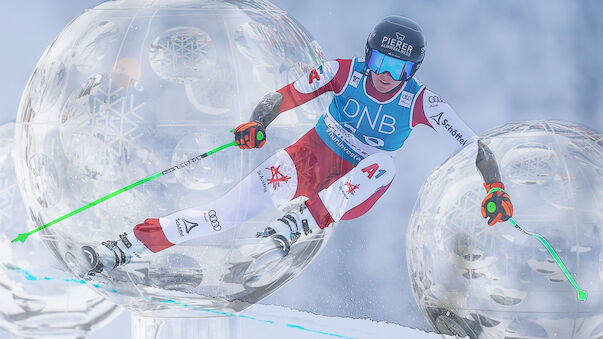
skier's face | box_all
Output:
[370,71,403,93]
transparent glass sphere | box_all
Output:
[407,120,603,338]
[0,123,119,338]
[14,0,331,317]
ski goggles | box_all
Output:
[366,49,414,81]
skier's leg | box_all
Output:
[140,149,298,249]
[257,152,395,256]
[340,182,392,221]
[255,128,355,255]
[82,149,299,274]
[309,152,396,228]
[255,199,317,256]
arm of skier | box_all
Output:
[412,88,513,226]
[233,59,351,149]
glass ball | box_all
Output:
[407,120,603,339]
[14,0,331,317]
[0,123,119,337]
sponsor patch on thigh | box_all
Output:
[255,149,298,208]
[318,153,395,221]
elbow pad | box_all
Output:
[250,92,284,127]
[475,139,502,184]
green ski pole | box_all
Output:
[508,217,588,301]
[12,139,239,244]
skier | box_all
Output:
[83,16,513,274]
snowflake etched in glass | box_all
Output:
[14,0,331,317]
[407,120,603,339]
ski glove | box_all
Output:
[481,182,513,226]
[233,121,266,149]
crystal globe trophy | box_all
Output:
[407,120,602,338]
[14,0,333,337]
[0,123,120,339]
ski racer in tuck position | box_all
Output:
[83,16,514,274]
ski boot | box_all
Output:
[81,232,151,275]
[256,205,318,256]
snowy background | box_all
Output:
[0,0,601,338]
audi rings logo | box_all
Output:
[208,210,221,231]
[428,95,446,104]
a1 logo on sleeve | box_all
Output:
[308,69,321,84]
[293,60,339,94]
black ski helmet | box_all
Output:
[365,16,426,81]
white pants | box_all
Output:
[155,150,395,246]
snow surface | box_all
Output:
[0,304,442,339]
[238,304,441,339]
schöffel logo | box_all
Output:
[183,219,199,234]
[207,210,221,231]
[175,218,200,236]
[429,112,468,146]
